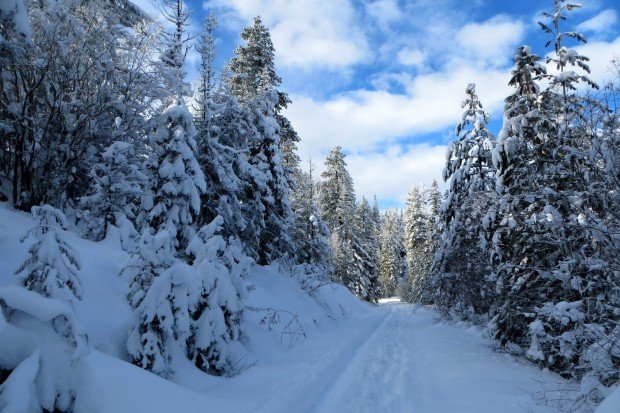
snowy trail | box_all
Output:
[231,300,564,413]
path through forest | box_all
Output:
[220,300,565,413]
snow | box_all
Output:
[595,386,620,413]
[0,0,30,36]
[1,203,616,411]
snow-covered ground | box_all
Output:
[1,204,617,412]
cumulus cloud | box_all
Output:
[396,48,427,68]
[204,0,369,69]
[287,65,511,158]
[572,36,620,84]
[365,0,403,30]
[346,144,447,207]
[456,15,525,68]
[576,9,618,35]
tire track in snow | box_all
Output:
[311,304,413,413]
[246,307,394,413]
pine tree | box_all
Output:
[127,217,251,378]
[127,103,206,307]
[228,17,296,264]
[159,0,192,103]
[319,147,369,298]
[16,205,82,304]
[430,83,496,320]
[193,13,248,243]
[378,209,407,298]
[79,141,145,246]
[186,217,251,375]
[488,3,615,398]
[6,205,88,412]
[403,184,431,302]
[289,159,333,274]
[354,198,381,302]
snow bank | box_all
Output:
[596,386,620,413]
[0,203,369,411]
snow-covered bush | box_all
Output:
[127,216,251,378]
[15,205,82,304]
[0,287,88,412]
[79,140,145,248]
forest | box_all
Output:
[0,0,618,412]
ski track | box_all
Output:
[242,301,564,413]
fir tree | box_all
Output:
[404,184,431,303]
[354,197,381,302]
[228,17,296,264]
[430,83,496,320]
[159,0,192,103]
[127,103,206,306]
[378,209,407,298]
[488,3,614,399]
[16,205,82,304]
[79,141,145,246]
[289,159,333,274]
[319,147,370,299]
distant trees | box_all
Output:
[378,209,407,297]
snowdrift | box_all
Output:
[0,204,370,412]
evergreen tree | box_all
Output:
[430,83,496,320]
[78,141,145,246]
[378,209,407,298]
[354,198,381,302]
[193,13,248,243]
[318,147,370,299]
[159,0,192,103]
[488,3,615,399]
[127,217,251,378]
[289,159,333,274]
[127,103,206,306]
[228,17,296,264]
[15,205,82,304]
[403,184,431,302]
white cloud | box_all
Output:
[287,65,511,159]
[457,15,525,68]
[572,36,620,84]
[576,9,618,34]
[396,47,427,68]
[287,62,511,205]
[204,0,369,69]
[365,0,403,30]
[347,144,447,206]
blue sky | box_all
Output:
[134,0,620,209]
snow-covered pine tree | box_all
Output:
[193,13,248,243]
[289,159,333,276]
[159,0,192,103]
[15,205,82,304]
[428,180,441,221]
[186,216,251,375]
[354,197,381,302]
[403,184,431,303]
[488,3,616,399]
[228,17,296,264]
[127,217,251,378]
[79,141,145,246]
[194,12,217,126]
[144,103,206,255]
[318,147,368,298]
[378,209,407,298]
[127,103,206,307]
[425,179,441,261]
[430,83,496,321]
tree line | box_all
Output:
[400,1,619,408]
